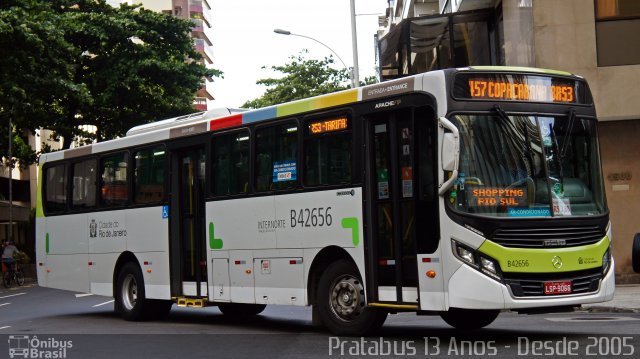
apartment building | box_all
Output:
[377,0,640,282]
[108,0,215,110]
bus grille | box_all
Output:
[503,268,602,297]
[491,226,605,248]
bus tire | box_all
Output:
[439,308,499,330]
[633,233,640,273]
[218,303,266,317]
[317,259,387,336]
[115,262,148,321]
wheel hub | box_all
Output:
[330,275,364,321]
[122,274,138,310]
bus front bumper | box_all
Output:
[446,259,615,310]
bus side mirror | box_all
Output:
[442,133,457,172]
[438,117,460,195]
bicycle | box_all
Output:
[2,261,25,288]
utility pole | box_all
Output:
[350,0,360,87]
[8,107,13,242]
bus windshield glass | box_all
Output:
[448,113,606,217]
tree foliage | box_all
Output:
[242,50,358,109]
[0,0,220,166]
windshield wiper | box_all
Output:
[549,120,565,189]
[492,105,534,176]
[560,107,575,159]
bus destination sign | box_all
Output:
[468,79,574,103]
[309,117,348,135]
[454,73,591,104]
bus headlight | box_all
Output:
[602,249,611,275]
[452,240,503,282]
[456,245,476,266]
[480,256,502,281]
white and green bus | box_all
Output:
[36,67,614,335]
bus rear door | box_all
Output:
[169,145,208,300]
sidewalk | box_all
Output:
[583,285,640,313]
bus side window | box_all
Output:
[133,147,165,204]
[212,131,250,196]
[45,164,68,213]
[304,117,352,187]
[71,159,97,210]
[255,123,298,192]
[100,152,129,207]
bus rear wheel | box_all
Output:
[439,308,500,330]
[115,262,149,321]
[317,259,387,336]
[218,303,266,317]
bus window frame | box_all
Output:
[131,144,168,207]
[42,162,69,216]
[252,118,301,194]
[99,150,131,209]
[68,156,98,213]
[301,112,355,189]
[210,127,252,199]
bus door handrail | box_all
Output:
[438,116,460,196]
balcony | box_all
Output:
[189,0,203,15]
[194,39,213,64]
[191,18,203,33]
[191,18,212,46]
[194,97,207,111]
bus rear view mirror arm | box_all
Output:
[439,117,460,196]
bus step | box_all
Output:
[174,297,207,308]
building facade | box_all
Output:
[108,0,215,110]
[377,0,640,282]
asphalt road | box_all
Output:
[1,284,639,358]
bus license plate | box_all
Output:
[544,281,572,295]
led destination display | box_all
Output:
[454,73,592,104]
[309,117,349,135]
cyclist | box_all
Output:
[2,240,20,274]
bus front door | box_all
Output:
[170,147,208,299]
[366,107,437,305]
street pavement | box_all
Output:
[583,284,640,313]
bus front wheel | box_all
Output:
[439,308,500,330]
[115,262,148,321]
[317,259,387,336]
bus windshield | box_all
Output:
[448,113,606,217]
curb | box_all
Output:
[581,306,640,314]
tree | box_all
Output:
[1,0,221,166]
[242,50,351,109]
[52,0,221,147]
[0,0,85,167]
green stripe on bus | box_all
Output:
[479,236,610,273]
[341,217,359,247]
[36,164,45,218]
[209,222,224,250]
[469,66,573,76]
[46,233,50,254]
